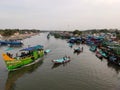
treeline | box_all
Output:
[73,29,120,39]
[72,29,110,35]
[0,29,40,36]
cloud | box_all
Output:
[0,0,120,30]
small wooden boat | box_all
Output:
[52,56,70,64]
[68,37,76,43]
[90,46,97,52]
[99,50,108,59]
[74,47,81,53]
[2,45,44,71]
[44,49,51,54]
[96,51,103,59]
[109,56,117,62]
[108,55,120,66]
[47,34,50,39]
[69,43,73,48]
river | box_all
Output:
[0,33,120,90]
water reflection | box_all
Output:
[51,64,62,69]
[73,51,81,55]
[51,63,69,69]
[107,61,120,74]
[1,33,120,90]
[5,58,44,90]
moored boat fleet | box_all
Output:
[1,32,120,72]
[66,33,120,66]
[86,36,120,66]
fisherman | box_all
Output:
[63,57,65,60]
[16,53,18,57]
[81,47,83,52]
[63,55,67,60]
[44,51,47,55]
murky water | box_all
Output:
[0,33,120,90]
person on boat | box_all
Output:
[16,53,18,57]
[63,55,67,60]
[31,55,35,60]
[37,50,40,54]
[7,52,13,58]
[63,57,65,60]
[44,51,47,55]
[6,52,9,56]
[81,47,83,52]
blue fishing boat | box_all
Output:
[52,56,70,64]
[0,40,23,46]
[68,37,82,44]
[68,37,76,43]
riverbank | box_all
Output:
[0,29,40,40]
[8,33,38,40]
[1,32,39,40]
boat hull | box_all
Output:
[96,52,103,59]
[2,47,44,71]
[89,46,97,52]
[52,57,70,64]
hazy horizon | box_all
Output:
[0,0,120,30]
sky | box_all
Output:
[0,0,120,31]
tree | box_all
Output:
[73,30,82,35]
[116,34,120,39]
[2,29,17,36]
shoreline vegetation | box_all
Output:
[0,28,120,41]
[0,29,40,40]
[50,29,120,40]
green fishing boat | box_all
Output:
[2,45,44,71]
[99,50,108,59]
[90,46,97,52]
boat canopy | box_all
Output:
[5,47,14,51]
[20,45,43,51]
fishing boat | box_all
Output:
[89,46,97,52]
[74,47,81,53]
[108,55,120,66]
[0,40,23,47]
[99,50,108,59]
[96,51,103,59]
[44,49,51,55]
[2,45,44,71]
[47,34,50,39]
[69,43,73,48]
[109,55,117,62]
[52,56,70,64]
